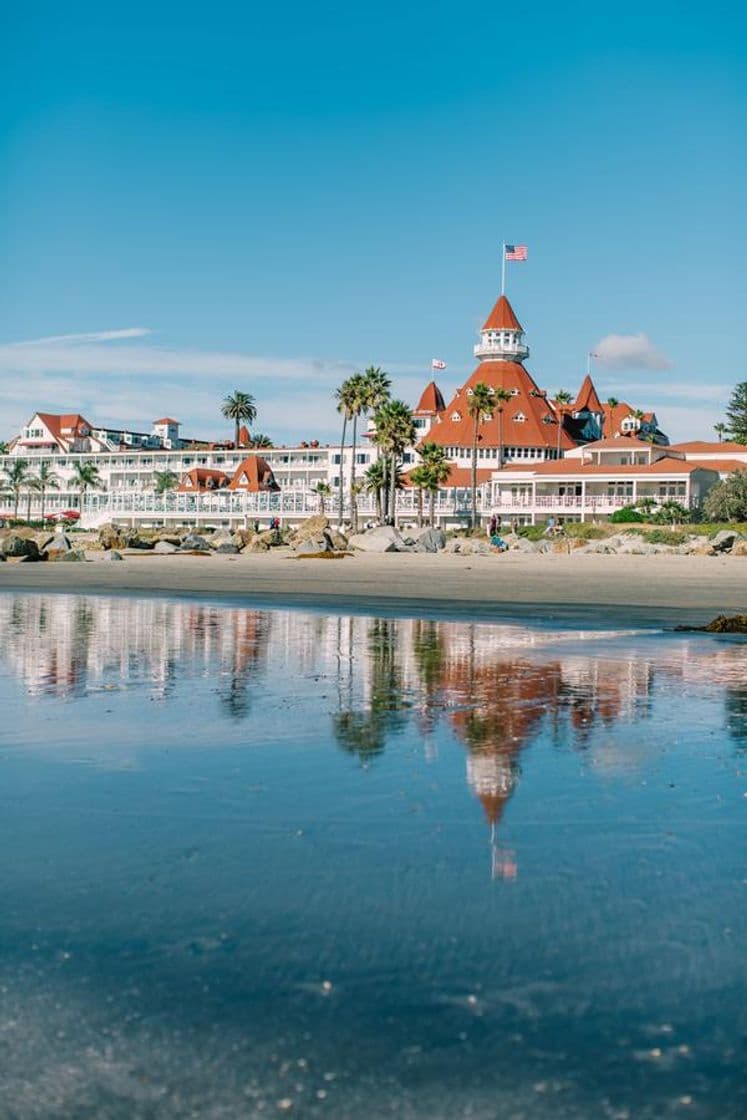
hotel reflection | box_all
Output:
[1,597,745,876]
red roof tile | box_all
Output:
[670,440,747,454]
[177,467,230,492]
[572,375,603,414]
[154,417,179,425]
[229,456,280,492]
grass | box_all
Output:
[641,529,688,546]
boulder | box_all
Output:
[413,528,446,553]
[510,537,538,553]
[296,537,332,556]
[152,535,182,548]
[43,533,73,557]
[214,542,240,554]
[347,526,408,553]
[325,529,348,551]
[154,540,179,554]
[241,536,271,553]
[2,534,40,560]
[209,529,236,549]
[98,524,126,550]
[100,550,124,561]
[180,534,210,552]
[710,530,739,553]
[731,539,747,556]
[290,514,330,546]
[51,549,86,562]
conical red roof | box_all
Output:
[415,381,445,414]
[482,294,523,332]
[572,375,603,414]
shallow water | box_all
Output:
[0,592,744,1119]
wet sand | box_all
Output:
[0,550,744,627]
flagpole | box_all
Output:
[501,243,506,295]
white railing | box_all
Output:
[493,492,691,512]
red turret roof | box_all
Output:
[154,417,179,425]
[414,381,445,415]
[571,375,603,414]
[237,425,251,447]
[482,294,523,333]
[420,361,576,453]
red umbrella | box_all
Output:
[60,510,81,521]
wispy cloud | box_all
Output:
[11,328,153,347]
[593,332,673,371]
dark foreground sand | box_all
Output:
[0,550,744,627]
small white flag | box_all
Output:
[431,358,447,370]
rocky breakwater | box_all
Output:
[288,515,349,557]
[0,528,87,563]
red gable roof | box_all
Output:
[670,440,747,454]
[482,294,523,332]
[403,465,493,489]
[602,401,636,437]
[177,467,229,492]
[414,381,445,415]
[422,361,576,452]
[572,375,603,414]
[154,417,179,425]
[229,456,280,492]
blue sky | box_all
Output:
[1,0,745,443]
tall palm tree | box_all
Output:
[3,459,29,521]
[606,397,619,408]
[714,422,728,443]
[71,461,103,509]
[346,373,367,532]
[29,463,61,522]
[312,481,332,514]
[221,391,257,448]
[554,389,573,460]
[335,378,358,526]
[467,383,495,530]
[154,469,179,494]
[0,442,8,454]
[419,443,451,527]
[493,387,513,468]
[353,366,392,532]
[374,400,416,523]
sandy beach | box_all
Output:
[0,550,744,626]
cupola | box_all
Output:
[473,294,529,363]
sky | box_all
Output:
[1,0,746,445]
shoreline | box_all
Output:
[0,550,744,628]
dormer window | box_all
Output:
[451,411,462,422]
[510,388,519,396]
[543,414,555,424]
[514,412,526,422]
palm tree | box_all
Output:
[71,461,103,509]
[221,391,257,448]
[0,442,8,454]
[606,397,619,408]
[373,400,416,523]
[312,481,332,514]
[29,463,61,523]
[352,366,392,532]
[249,433,274,449]
[3,459,29,521]
[409,465,430,527]
[493,387,513,468]
[467,383,495,530]
[364,460,385,522]
[714,422,728,443]
[154,469,179,494]
[554,389,573,460]
[335,378,358,527]
[345,373,367,532]
[419,442,451,526]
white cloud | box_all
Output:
[11,328,153,347]
[593,333,673,371]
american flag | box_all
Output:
[431,358,447,370]
[504,244,528,261]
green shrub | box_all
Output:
[563,523,607,540]
[517,525,546,541]
[642,529,687,546]
[610,505,645,523]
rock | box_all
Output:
[209,529,236,549]
[290,514,330,546]
[710,530,739,553]
[324,529,348,551]
[731,539,747,556]
[180,534,210,551]
[241,536,270,553]
[152,535,181,548]
[414,528,446,553]
[347,526,409,553]
[51,549,86,562]
[2,534,40,560]
[296,537,331,556]
[98,524,126,550]
[43,533,73,556]
[214,542,240,554]
[676,614,747,633]
[510,537,538,553]
[101,550,124,561]
[154,540,179,554]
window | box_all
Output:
[514,412,526,422]
[451,411,462,422]
[510,388,519,397]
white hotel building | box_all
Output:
[1,290,744,528]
